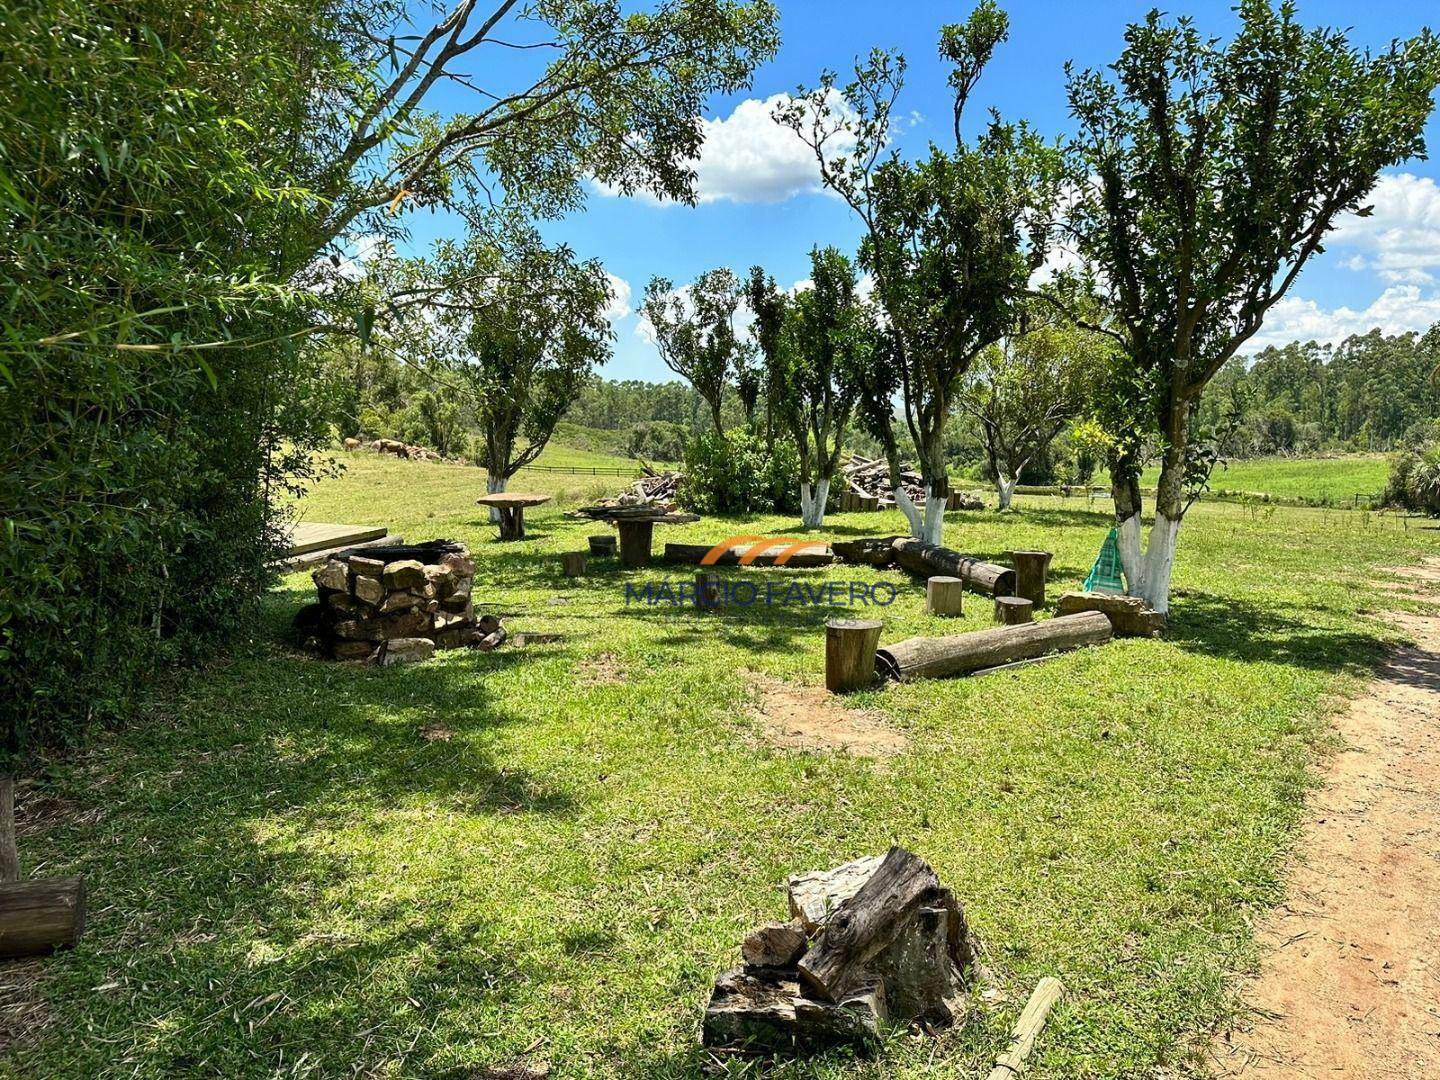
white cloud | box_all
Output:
[596,91,856,206]
[1329,172,1440,284]
[602,272,633,321]
[1240,285,1440,352]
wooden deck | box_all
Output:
[283,522,388,557]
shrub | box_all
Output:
[679,429,799,514]
[1387,442,1440,514]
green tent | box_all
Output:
[1083,527,1126,594]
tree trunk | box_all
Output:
[800,478,830,529]
[996,474,1016,511]
[485,473,507,524]
[1110,407,1189,615]
[0,776,17,884]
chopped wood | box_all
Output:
[787,854,886,933]
[702,967,881,1053]
[876,611,1113,682]
[570,471,684,519]
[0,877,85,958]
[742,921,808,968]
[984,977,1065,1080]
[890,539,1016,597]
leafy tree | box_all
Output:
[957,305,1108,509]
[747,249,869,528]
[641,269,754,436]
[1066,0,1440,611]
[408,230,613,502]
[779,3,1062,542]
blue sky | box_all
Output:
[402,1,1440,381]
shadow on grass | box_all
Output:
[1166,591,1387,675]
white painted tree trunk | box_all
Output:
[920,485,945,545]
[894,486,924,538]
[996,475,1016,511]
[1115,512,1182,614]
[486,473,506,524]
[799,478,830,529]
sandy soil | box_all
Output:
[746,672,906,757]
[1210,558,1440,1078]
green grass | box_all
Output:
[16,455,1440,1078]
[1141,453,1390,504]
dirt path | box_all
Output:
[1211,558,1440,1078]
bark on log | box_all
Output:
[875,611,1113,682]
[797,847,947,1003]
[825,620,883,694]
[831,537,902,568]
[1009,550,1052,607]
[0,877,85,958]
[994,596,1034,625]
[560,551,587,578]
[890,539,1016,597]
[703,967,882,1052]
[926,577,964,617]
[0,777,17,884]
[742,921,808,968]
[617,520,655,568]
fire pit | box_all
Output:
[295,540,504,663]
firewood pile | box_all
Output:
[294,541,507,665]
[703,847,983,1055]
[571,469,684,520]
[840,457,985,511]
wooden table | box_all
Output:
[475,492,551,540]
[601,510,701,568]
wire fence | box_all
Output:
[514,463,645,477]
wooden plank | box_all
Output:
[284,523,387,557]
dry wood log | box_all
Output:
[875,611,1113,682]
[985,977,1065,1080]
[797,847,948,1003]
[742,921,808,968]
[703,967,882,1052]
[926,576,964,617]
[0,877,85,958]
[1053,592,1166,637]
[788,855,886,932]
[890,539,1016,597]
[994,596,1034,625]
[825,619,883,693]
[560,551,587,578]
[1008,550,1053,607]
[831,537,901,567]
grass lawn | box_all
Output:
[16,454,1440,1078]
[1141,453,1390,504]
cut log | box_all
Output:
[985,977,1065,1080]
[702,967,881,1052]
[831,536,901,567]
[994,596,1034,625]
[797,847,947,1004]
[1008,550,1052,607]
[825,619,883,694]
[662,542,835,568]
[1053,591,1167,637]
[0,877,85,958]
[587,534,616,557]
[788,854,886,932]
[890,539,1016,597]
[560,551,588,578]
[742,921,808,968]
[926,576,964,617]
[876,611,1113,682]
[617,519,654,569]
[694,571,725,610]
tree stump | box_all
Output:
[587,534,616,557]
[617,519,655,568]
[826,619,883,693]
[994,596,1034,625]
[695,571,725,610]
[0,878,86,958]
[926,576,964,617]
[561,551,588,578]
[1009,550,1053,606]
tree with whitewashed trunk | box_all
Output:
[1065,0,1440,613]
[642,269,754,438]
[747,249,869,529]
[401,227,612,512]
[777,3,1062,543]
[956,302,1109,510]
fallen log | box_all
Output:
[890,539,1015,597]
[0,878,86,958]
[831,536,902,567]
[875,611,1113,682]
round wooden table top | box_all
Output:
[475,492,552,508]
